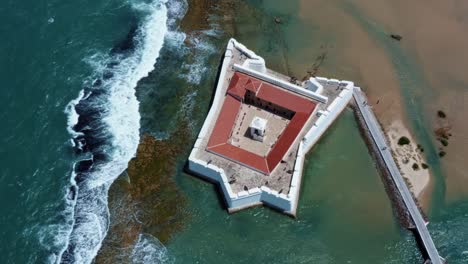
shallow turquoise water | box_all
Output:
[168,110,421,263]
[1,0,467,263]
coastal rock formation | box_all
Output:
[95,125,191,263]
[434,110,451,158]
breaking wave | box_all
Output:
[178,32,216,85]
[57,0,186,263]
[131,234,173,264]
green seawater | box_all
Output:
[1,0,468,263]
[168,110,421,263]
[0,0,164,262]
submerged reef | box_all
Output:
[95,123,191,263]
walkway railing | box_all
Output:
[353,87,443,264]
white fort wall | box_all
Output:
[302,80,354,152]
[188,38,355,215]
[288,79,354,213]
[193,41,234,144]
[233,64,328,104]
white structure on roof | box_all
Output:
[304,78,323,94]
[243,57,267,73]
[187,38,355,216]
[250,116,267,142]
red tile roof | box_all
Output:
[207,96,241,147]
[267,112,310,170]
[256,82,315,114]
[207,72,317,174]
[208,144,269,173]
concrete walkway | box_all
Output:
[353,87,443,264]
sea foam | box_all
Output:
[131,234,173,264]
[59,0,177,263]
[65,89,85,140]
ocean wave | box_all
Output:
[177,30,216,85]
[58,0,184,263]
[131,234,173,264]
[64,90,85,141]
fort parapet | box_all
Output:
[187,39,353,216]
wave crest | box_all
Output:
[58,0,184,263]
[131,234,173,264]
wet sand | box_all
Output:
[295,0,468,209]
[297,0,403,127]
[296,0,434,206]
[338,0,468,203]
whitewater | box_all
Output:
[59,0,183,263]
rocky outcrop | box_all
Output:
[95,124,191,264]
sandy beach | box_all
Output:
[346,0,468,203]
[295,0,468,210]
[386,120,431,203]
[296,0,434,207]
